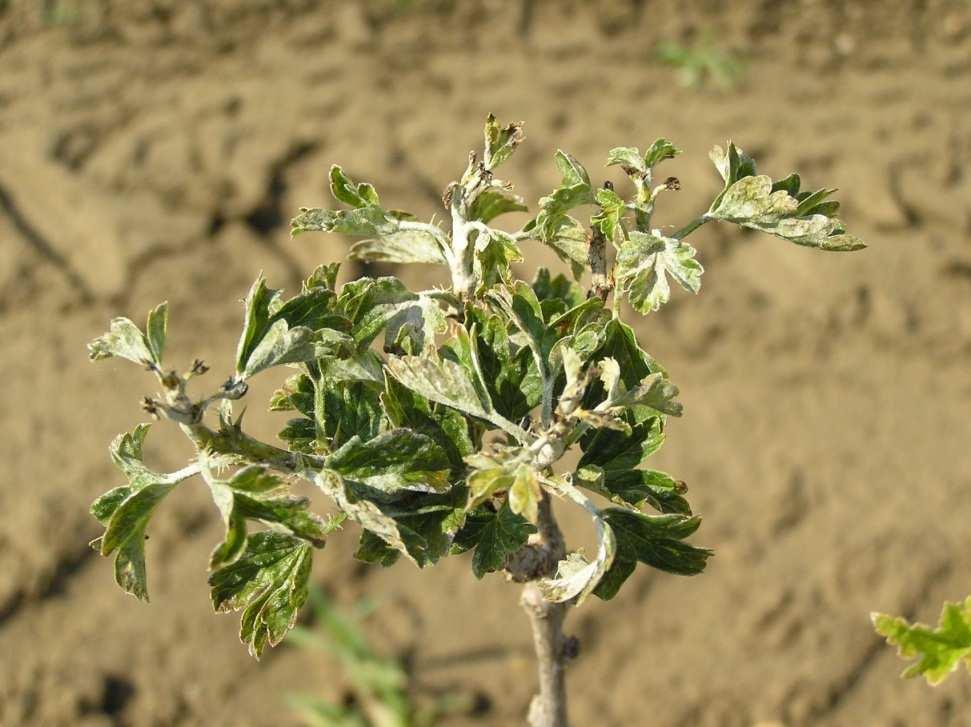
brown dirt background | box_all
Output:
[2,1,971,725]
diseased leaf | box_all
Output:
[314,471,460,568]
[873,598,971,685]
[469,187,527,224]
[707,143,866,251]
[508,464,541,524]
[642,138,682,169]
[209,531,313,658]
[350,229,447,265]
[385,350,501,429]
[539,477,616,604]
[235,276,351,378]
[206,465,343,570]
[382,376,474,473]
[329,165,380,208]
[524,150,595,277]
[483,114,525,170]
[89,425,194,600]
[615,230,703,314]
[591,187,625,243]
[606,146,646,174]
[472,227,523,292]
[325,429,452,495]
[338,277,446,352]
[88,301,168,367]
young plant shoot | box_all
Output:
[87,116,865,727]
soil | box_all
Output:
[2,1,971,725]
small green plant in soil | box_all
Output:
[873,597,971,685]
[287,588,471,727]
[657,33,746,90]
[87,116,864,726]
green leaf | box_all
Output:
[642,138,682,169]
[209,531,313,658]
[324,429,452,496]
[594,509,711,599]
[483,114,524,170]
[707,143,865,251]
[206,465,343,570]
[463,307,541,422]
[591,187,625,242]
[606,146,645,174]
[524,150,595,277]
[467,502,535,578]
[337,277,445,352]
[507,464,541,523]
[90,425,194,600]
[386,350,512,433]
[329,165,380,208]
[469,187,527,224]
[532,268,585,310]
[314,372,383,452]
[87,301,168,367]
[873,598,971,685]
[382,375,474,474]
[615,230,703,314]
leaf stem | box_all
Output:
[671,214,710,240]
[180,421,324,475]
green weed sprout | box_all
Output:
[87,116,864,726]
[287,588,470,727]
[873,598,971,685]
[657,34,745,90]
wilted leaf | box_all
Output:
[483,114,525,170]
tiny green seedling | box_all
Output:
[287,589,471,727]
[873,597,971,685]
[657,34,745,90]
[87,116,864,726]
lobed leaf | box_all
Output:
[594,509,712,599]
[209,531,314,658]
[707,143,866,251]
[615,230,702,314]
[89,424,194,600]
[873,598,971,685]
